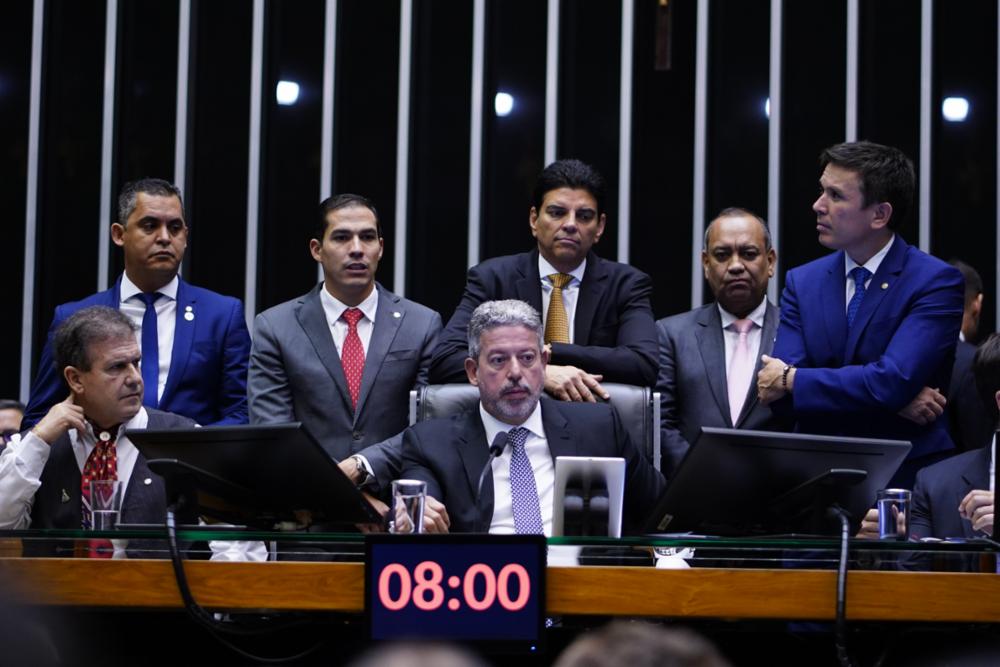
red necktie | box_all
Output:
[341,308,365,411]
[81,431,118,558]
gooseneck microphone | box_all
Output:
[475,431,510,533]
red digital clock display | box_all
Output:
[365,534,546,651]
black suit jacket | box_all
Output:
[428,249,658,386]
[400,400,665,534]
[655,301,788,478]
[947,340,996,452]
[911,446,991,542]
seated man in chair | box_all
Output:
[401,300,664,534]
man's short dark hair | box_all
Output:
[819,141,915,230]
[532,159,607,218]
[704,207,772,251]
[973,332,1000,427]
[118,178,186,226]
[53,306,137,373]
[0,400,24,413]
[949,259,984,307]
[314,193,382,242]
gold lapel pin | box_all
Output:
[184,305,195,321]
[881,282,889,290]
[393,311,401,318]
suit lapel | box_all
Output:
[454,411,494,529]
[573,252,607,345]
[695,306,732,425]
[514,250,544,313]
[820,253,849,362]
[845,236,906,361]
[354,286,404,422]
[296,285,354,414]
[540,400,578,459]
[105,278,123,307]
[736,301,779,426]
[161,279,194,406]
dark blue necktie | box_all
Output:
[846,266,872,328]
[508,427,544,534]
[139,293,163,407]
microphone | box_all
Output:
[475,432,509,533]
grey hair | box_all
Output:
[467,300,543,359]
[117,178,185,226]
[53,306,137,372]
[703,207,772,251]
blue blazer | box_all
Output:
[771,235,964,463]
[23,277,251,428]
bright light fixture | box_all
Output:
[942,96,969,122]
[495,92,514,117]
[276,80,300,106]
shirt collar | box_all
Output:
[319,283,379,326]
[121,272,179,302]
[70,407,148,449]
[845,233,894,278]
[718,297,768,330]
[538,254,586,285]
[479,400,545,447]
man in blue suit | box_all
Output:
[758,141,964,487]
[23,178,251,428]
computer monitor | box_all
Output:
[128,422,381,528]
[644,427,911,536]
[551,456,625,537]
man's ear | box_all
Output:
[110,223,126,248]
[464,357,479,386]
[870,202,893,230]
[63,366,84,395]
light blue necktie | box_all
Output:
[138,292,163,407]
[508,427,544,534]
[846,266,872,328]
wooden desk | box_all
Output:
[2,558,998,622]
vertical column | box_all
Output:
[20,0,45,401]
[845,0,858,141]
[174,0,191,195]
[919,0,932,253]
[617,0,634,264]
[544,0,560,165]
[319,0,338,282]
[393,0,413,296]
[244,0,264,326]
[766,0,782,304]
[97,0,118,292]
[690,0,709,308]
[467,0,485,268]
[996,0,1000,331]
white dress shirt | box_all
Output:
[844,234,894,310]
[480,402,555,536]
[120,272,178,403]
[718,297,768,379]
[319,284,379,355]
[539,255,586,345]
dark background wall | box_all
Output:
[1,0,997,401]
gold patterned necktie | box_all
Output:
[544,273,572,344]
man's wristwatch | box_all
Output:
[349,455,373,487]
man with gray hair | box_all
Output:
[23,178,251,429]
[0,306,196,529]
[401,299,664,534]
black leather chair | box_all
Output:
[409,383,661,471]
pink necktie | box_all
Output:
[341,308,365,411]
[727,319,754,425]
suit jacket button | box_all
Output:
[352,431,363,440]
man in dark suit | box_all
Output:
[429,159,658,401]
[0,306,194,529]
[758,141,964,487]
[23,178,251,429]
[249,194,441,495]
[656,208,784,478]
[403,300,664,534]
[947,260,994,452]
[910,332,1000,543]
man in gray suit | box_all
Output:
[249,194,442,497]
[655,208,784,478]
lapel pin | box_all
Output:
[144,478,152,486]
[393,311,401,318]
[881,282,889,290]
[61,489,70,503]
[184,306,195,321]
